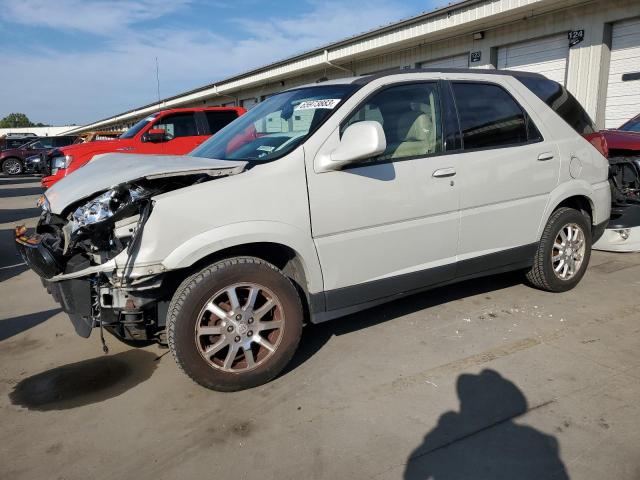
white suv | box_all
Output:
[18,70,611,391]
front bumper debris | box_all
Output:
[15,225,63,279]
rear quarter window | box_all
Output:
[516,76,596,135]
[451,82,531,150]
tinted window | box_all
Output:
[153,113,198,139]
[343,82,442,161]
[452,82,528,149]
[53,136,75,147]
[620,117,640,132]
[516,76,596,135]
[27,138,55,149]
[205,111,238,134]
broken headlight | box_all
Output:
[70,186,150,234]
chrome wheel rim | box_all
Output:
[4,159,21,175]
[195,283,284,373]
[552,223,586,280]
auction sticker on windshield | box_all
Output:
[295,99,341,110]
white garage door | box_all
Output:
[420,53,469,69]
[241,97,258,110]
[497,34,568,85]
[605,18,640,128]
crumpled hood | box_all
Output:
[45,153,247,214]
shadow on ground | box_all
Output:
[0,207,41,224]
[0,308,61,341]
[0,187,43,199]
[283,271,524,375]
[0,228,28,282]
[0,175,41,185]
[9,349,159,411]
[403,369,569,479]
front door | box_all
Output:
[307,82,460,311]
[137,112,204,155]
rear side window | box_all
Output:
[205,111,238,134]
[452,82,528,149]
[516,76,596,135]
[53,137,75,147]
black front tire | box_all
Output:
[526,207,592,292]
[167,257,303,391]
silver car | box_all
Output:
[17,69,611,391]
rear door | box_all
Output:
[446,79,559,275]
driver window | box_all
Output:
[343,83,442,161]
[153,113,198,139]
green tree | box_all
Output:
[0,113,49,128]
[0,113,32,128]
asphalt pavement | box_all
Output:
[1,173,639,480]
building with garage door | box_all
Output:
[67,0,640,134]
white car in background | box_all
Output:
[18,69,610,391]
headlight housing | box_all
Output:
[36,194,51,213]
[69,186,151,234]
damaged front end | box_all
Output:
[16,159,245,345]
[593,156,640,252]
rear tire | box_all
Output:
[2,157,23,175]
[526,207,592,292]
[167,257,303,391]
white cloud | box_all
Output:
[0,0,191,34]
[0,0,413,124]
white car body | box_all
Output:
[40,70,610,324]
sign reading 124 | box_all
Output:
[568,30,584,47]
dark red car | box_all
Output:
[601,113,640,158]
[0,136,77,175]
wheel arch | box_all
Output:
[156,222,325,319]
[183,242,315,320]
[537,182,601,240]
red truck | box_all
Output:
[42,106,245,188]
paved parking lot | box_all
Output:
[1,173,639,480]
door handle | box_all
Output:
[432,167,456,178]
[537,152,554,161]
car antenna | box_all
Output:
[155,56,161,104]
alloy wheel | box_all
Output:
[3,159,22,175]
[551,223,586,280]
[194,283,285,372]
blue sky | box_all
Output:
[0,0,442,125]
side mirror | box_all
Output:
[317,121,386,172]
[142,128,167,143]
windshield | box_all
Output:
[620,117,640,132]
[120,114,158,139]
[190,84,359,162]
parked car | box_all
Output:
[618,113,640,133]
[17,69,610,391]
[0,135,77,175]
[593,114,640,251]
[0,133,38,151]
[41,107,245,188]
